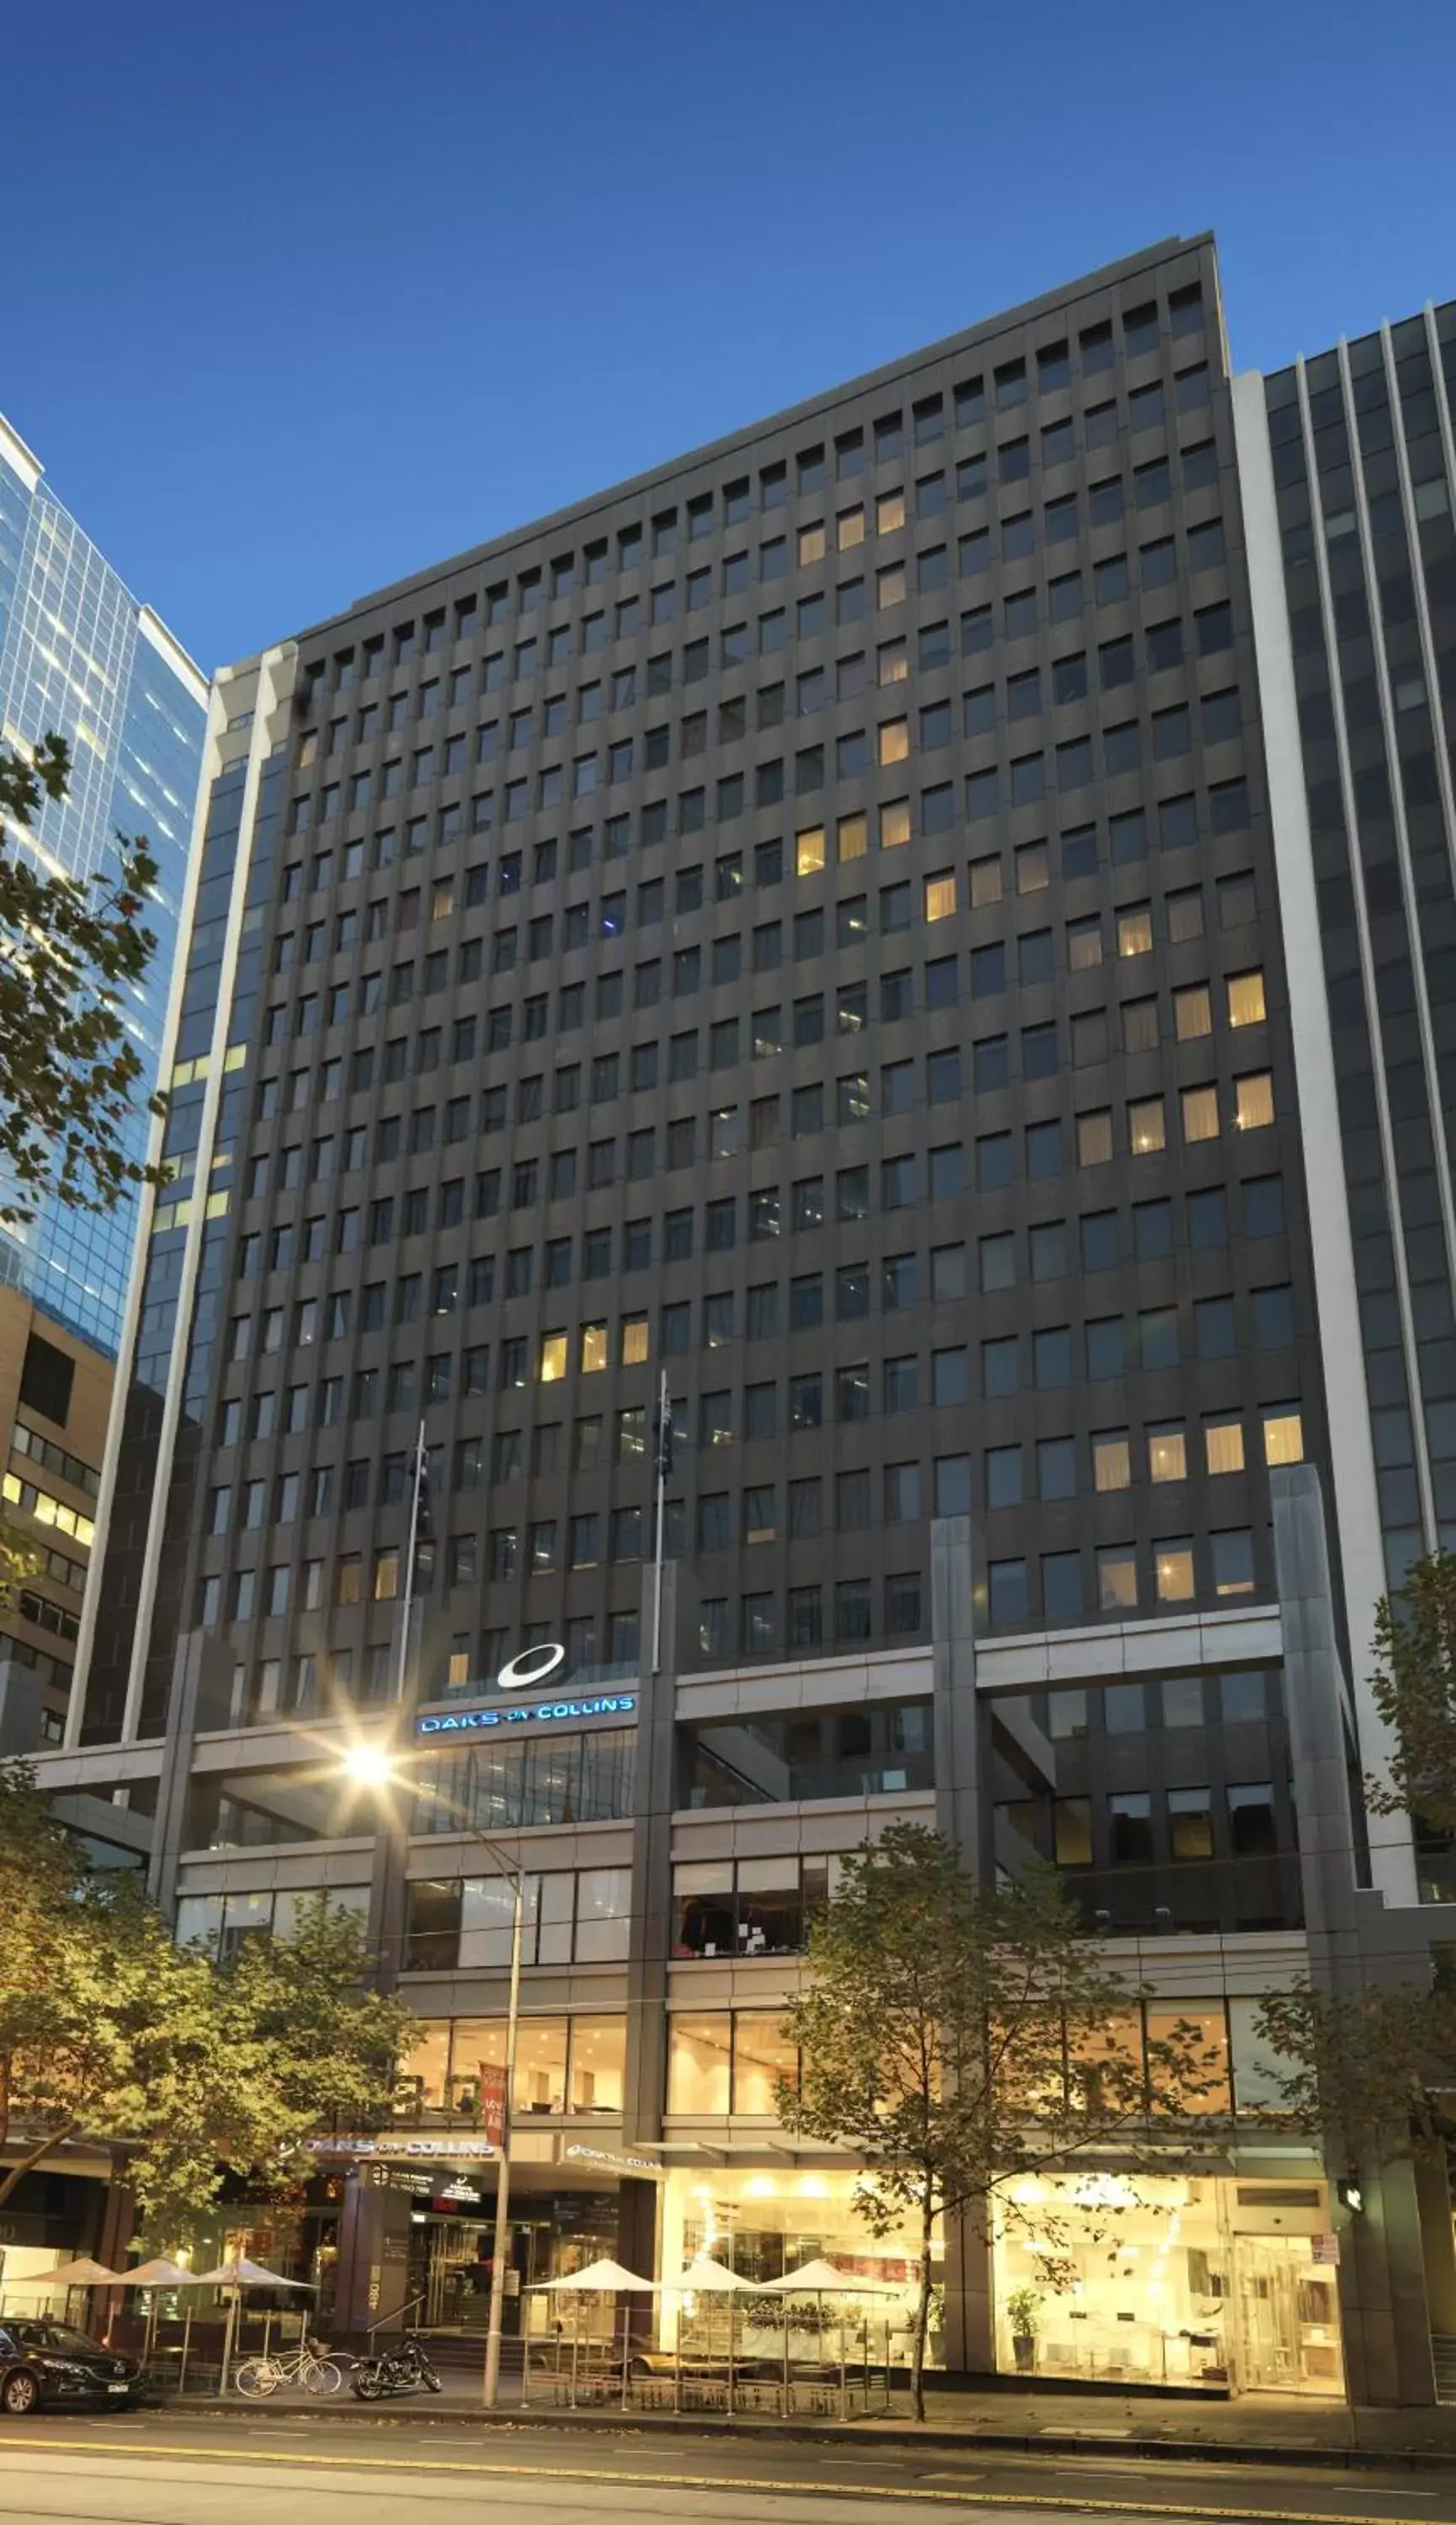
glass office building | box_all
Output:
[0,412,208,1352]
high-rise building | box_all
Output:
[34,241,1456,2404]
[0,412,208,1352]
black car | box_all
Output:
[0,2320,141,2414]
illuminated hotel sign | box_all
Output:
[416,1691,636,1738]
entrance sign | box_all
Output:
[417,1691,635,1738]
[558,2139,667,2182]
[496,1641,566,1692]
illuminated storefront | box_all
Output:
[991,2172,1342,2396]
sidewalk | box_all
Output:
[165,2374,1456,2467]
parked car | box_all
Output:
[0,2320,141,2414]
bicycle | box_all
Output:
[234,2336,343,2397]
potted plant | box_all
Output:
[1005,2287,1042,2374]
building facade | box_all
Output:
[0,412,208,1354]
[30,240,1456,2403]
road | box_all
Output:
[4,2415,1456,2525]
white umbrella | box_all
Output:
[534,2257,658,2292]
[121,2258,195,2288]
[192,2257,313,2289]
[762,2257,895,2294]
[672,2255,767,2293]
[40,2257,122,2286]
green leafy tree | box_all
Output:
[0,1762,413,2242]
[774,1825,1228,2419]
[1257,1980,1456,2174]
[1363,1550,1456,1836]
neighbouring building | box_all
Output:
[25,239,1456,2405]
[0,414,208,1756]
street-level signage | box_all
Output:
[306,2133,501,2162]
[417,1691,635,1738]
[558,2140,667,2183]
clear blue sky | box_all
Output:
[13,0,1455,677]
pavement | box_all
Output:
[13,2410,1456,2525]
[138,2371,1456,2466]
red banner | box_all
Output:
[478,2061,509,2149]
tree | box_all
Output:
[0,1762,413,2245]
[774,1825,1228,2419]
[1363,1550,1456,1837]
[1257,1978,1456,2173]
[0,733,165,1232]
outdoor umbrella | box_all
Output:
[119,2259,197,2365]
[191,2257,315,2393]
[531,2258,659,2409]
[760,2257,895,2416]
[40,2257,122,2286]
[670,2257,768,2406]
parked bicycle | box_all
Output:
[234,2337,343,2398]
[350,2330,443,2400]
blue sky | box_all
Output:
[14,0,1455,675]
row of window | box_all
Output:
[984,1528,1260,1631]
[305,285,1209,686]
[299,576,1235,796]
[1002,1778,1283,1870]
[402,1866,631,1971]
[396,2013,625,2118]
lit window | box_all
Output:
[1235,1071,1275,1130]
[879,717,910,765]
[878,639,908,685]
[799,523,826,565]
[1093,1433,1131,1491]
[1148,1427,1188,1482]
[1156,1542,1196,1603]
[374,1548,400,1602]
[876,490,906,534]
[1118,905,1153,956]
[795,826,826,876]
[1174,984,1212,1039]
[878,563,906,609]
[581,1323,608,1373]
[1097,1546,1138,1611]
[539,1332,568,1381]
[924,871,957,922]
[837,812,868,862]
[1262,1410,1305,1466]
[621,1316,650,1366]
[1227,969,1267,1027]
[1182,1085,1220,1142]
[879,799,911,848]
[1077,1110,1113,1167]
[1204,1418,1245,1475]
[1129,1096,1166,1155]
[837,507,865,550]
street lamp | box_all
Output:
[339,1738,525,2409]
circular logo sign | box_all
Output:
[495,1640,567,1693]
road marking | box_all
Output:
[11,2435,1450,2523]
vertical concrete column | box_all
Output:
[619,1564,678,2284]
[930,1513,994,2375]
[1270,1464,1437,2407]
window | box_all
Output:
[1097,1545,1138,1612]
[1124,1092,1162,1157]
[1235,1071,1275,1131]
[1093,1432,1131,1492]
[1076,1109,1113,1167]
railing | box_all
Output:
[364,2293,427,2343]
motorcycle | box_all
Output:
[350,2330,444,2400]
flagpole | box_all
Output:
[395,1417,427,1704]
[651,1370,668,1675]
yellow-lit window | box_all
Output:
[1227,968,1267,1027]
[924,871,957,922]
[1068,916,1103,970]
[795,825,826,876]
[970,854,1003,906]
[1077,1109,1113,1167]
[837,507,865,550]
[447,1644,470,1687]
[1204,1418,1245,1475]
[1148,1427,1188,1483]
[1235,1071,1274,1130]
[1129,1096,1166,1154]
[877,562,906,610]
[837,812,868,863]
[621,1316,649,1366]
[204,1191,230,1220]
[0,1472,19,1510]
[581,1323,608,1373]
[374,1548,400,1602]
[798,523,826,566]
[431,879,454,921]
[879,717,910,766]
[1182,1085,1220,1143]
[879,799,911,849]
[1174,984,1212,1040]
[337,1556,362,1607]
[1015,841,1049,894]
[539,1332,569,1382]
[876,490,906,534]
[1263,1410,1305,1466]
[1156,1544,1196,1603]
[1118,905,1153,957]
[1093,1433,1131,1491]
[878,639,908,685]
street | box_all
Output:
[3,2415,1455,2525]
